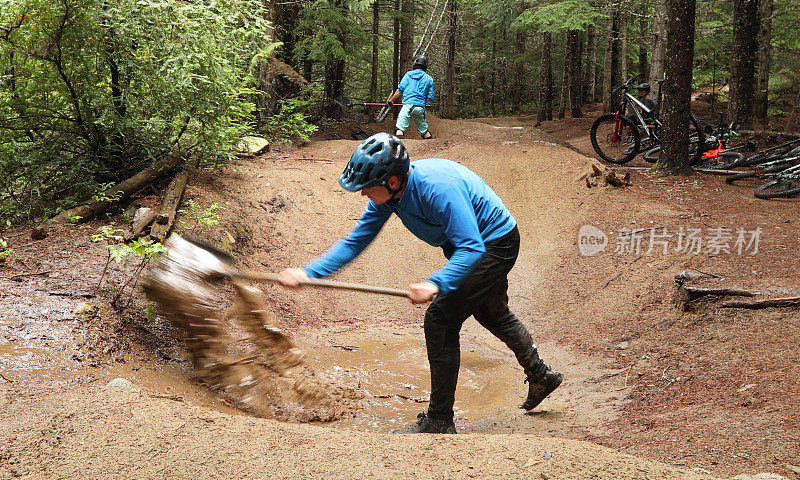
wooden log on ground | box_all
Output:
[682,285,760,299]
[34,151,187,238]
[721,296,800,309]
[124,207,157,241]
[739,129,800,139]
[150,157,200,242]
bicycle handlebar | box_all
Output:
[611,73,642,96]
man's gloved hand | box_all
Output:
[386,99,393,108]
[408,281,438,305]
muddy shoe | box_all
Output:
[521,369,563,411]
[393,412,456,434]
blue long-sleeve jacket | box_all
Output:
[303,159,517,294]
[398,69,434,106]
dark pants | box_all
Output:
[425,226,547,420]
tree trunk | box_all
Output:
[393,0,400,89]
[569,30,583,118]
[255,0,278,125]
[443,0,458,119]
[603,4,621,112]
[584,26,596,103]
[656,0,696,175]
[538,32,553,123]
[491,37,497,115]
[400,0,414,71]
[512,16,526,114]
[727,0,758,127]
[638,0,648,77]
[323,59,345,117]
[753,0,772,127]
[559,35,569,119]
[650,0,667,82]
[370,0,380,101]
[619,10,628,81]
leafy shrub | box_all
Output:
[0,0,273,223]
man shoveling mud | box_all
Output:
[279,133,562,433]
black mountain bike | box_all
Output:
[754,162,800,199]
[590,73,704,164]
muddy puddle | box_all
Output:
[303,333,529,433]
[1,283,621,436]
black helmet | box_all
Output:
[339,133,410,192]
[636,82,651,92]
[412,55,428,71]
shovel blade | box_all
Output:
[334,96,354,108]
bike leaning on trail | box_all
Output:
[590,73,704,165]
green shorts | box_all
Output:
[396,105,429,135]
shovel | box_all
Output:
[180,235,410,298]
[374,93,395,123]
[334,96,394,109]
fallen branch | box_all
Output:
[721,296,800,309]
[2,271,51,281]
[125,208,157,241]
[34,150,188,237]
[739,129,800,139]
[683,285,759,299]
[150,156,200,242]
[602,272,623,288]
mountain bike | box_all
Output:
[726,150,800,185]
[589,73,704,164]
[650,116,753,169]
[754,162,800,199]
[710,136,800,171]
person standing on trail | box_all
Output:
[387,55,435,140]
[279,133,562,434]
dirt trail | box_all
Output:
[2,113,798,479]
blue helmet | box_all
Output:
[339,133,409,192]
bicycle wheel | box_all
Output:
[642,145,660,162]
[694,151,745,170]
[634,114,704,165]
[590,113,640,164]
[687,113,705,165]
[754,178,800,199]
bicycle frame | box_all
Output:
[611,73,660,145]
[621,92,660,140]
[770,161,800,179]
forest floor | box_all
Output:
[1,108,798,480]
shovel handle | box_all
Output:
[242,271,410,298]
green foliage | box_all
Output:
[106,236,168,267]
[294,0,368,64]
[0,0,273,224]
[91,225,167,308]
[144,304,157,323]
[178,199,224,235]
[0,238,12,262]
[514,0,603,33]
[262,93,319,142]
[92,183,123,203]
